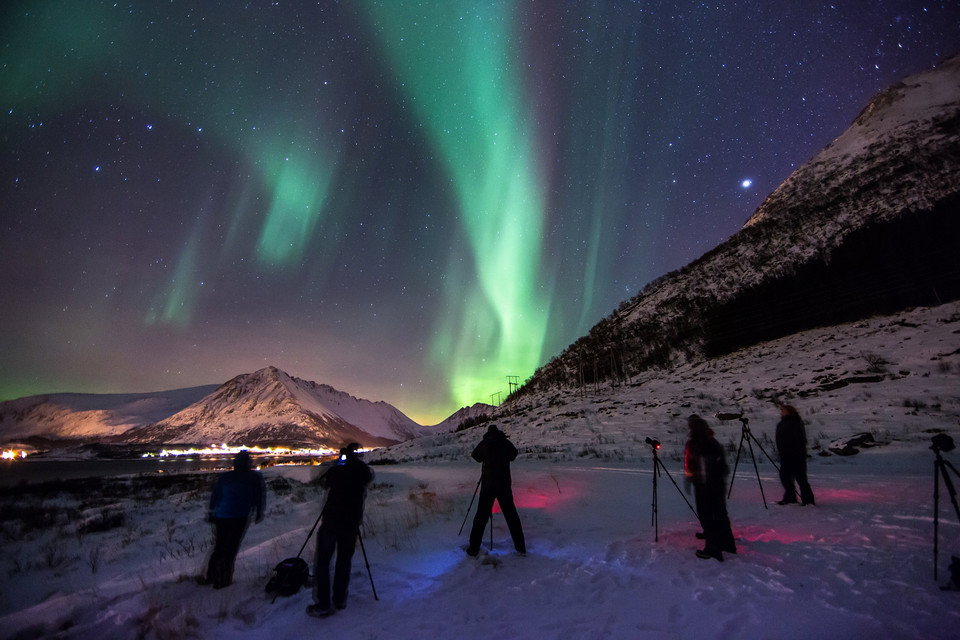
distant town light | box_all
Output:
[140,444,348,459]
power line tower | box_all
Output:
[506,375,519,398]
[489,391,501,406]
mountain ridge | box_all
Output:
[523,53,960,395]
[0,367,486,449]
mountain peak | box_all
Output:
[526,55,960,394]
[122,366,433,448]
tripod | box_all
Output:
[933,442,960,581]
[458,475,482,535]
[457,474,495,551]
[357,526,378,600]
[648,438,700,541]
[725,415,782,509]
[290,515,379,602]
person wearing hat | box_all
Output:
[202,449,266,588]
[466,425,526,556]
[307,443,374,618]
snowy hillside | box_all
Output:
[743,53,960,230]
[429,402,496,431]
[123,366,433,448]
[372,300,960,466]
[532,55,960,391]
[0,386,219,442]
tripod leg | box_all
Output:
[935,459,941,581]
[941,459,960,524]
[297,512,324,558]
[749,431,782,474]
[652,458,659,541]
[656,458,702,525]
[935,460,960,583]
[458,476,482,535]
[490,507,494,550]
[728,432,747,499]
[746,437,769,509]
[357,527,378,601]
[749,431,798,502]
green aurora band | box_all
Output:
[3,0,556,413]
[364,0,551,407]
[2,2,342,327]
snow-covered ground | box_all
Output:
[2,455,958,639]
[2,302,959,639]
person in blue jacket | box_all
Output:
[202,450,266,588]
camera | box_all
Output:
[645,437,661,449]
[716,412,748,425]
[931,433,955,453]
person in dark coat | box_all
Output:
[775,405,815,506]
[307,443,374,618]
[466,425,526,556]
[684,415,736,561]
[203,450,266,588]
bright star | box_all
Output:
[741,179,752,189]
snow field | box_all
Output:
[2,452,960,639]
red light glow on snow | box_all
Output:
[511,484,583,512]
[740,527,817,545]
[813,487,886,503]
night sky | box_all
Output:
[2,2,958,424]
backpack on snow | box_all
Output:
[265,556,310,597]
[266,512,323,600]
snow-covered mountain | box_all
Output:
[122,366,431,448]
[0,385,220,442]
[429,402,496,432]
[529,54,960,392]
[0,367,444,448]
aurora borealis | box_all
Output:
[2,2,958,424]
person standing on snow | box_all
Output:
[203,449,266,588]
[684,415,736,561]
[307,442,373,618]
[466,425,526,556]
[775,405,815,506]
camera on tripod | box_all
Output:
[645,437,661,449]
[931,431,960,583]
[716,412,749,425]
[931,433,955,453]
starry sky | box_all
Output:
[2,2,958,424]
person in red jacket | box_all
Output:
[466,425,526,556]
[684,415,736,561]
